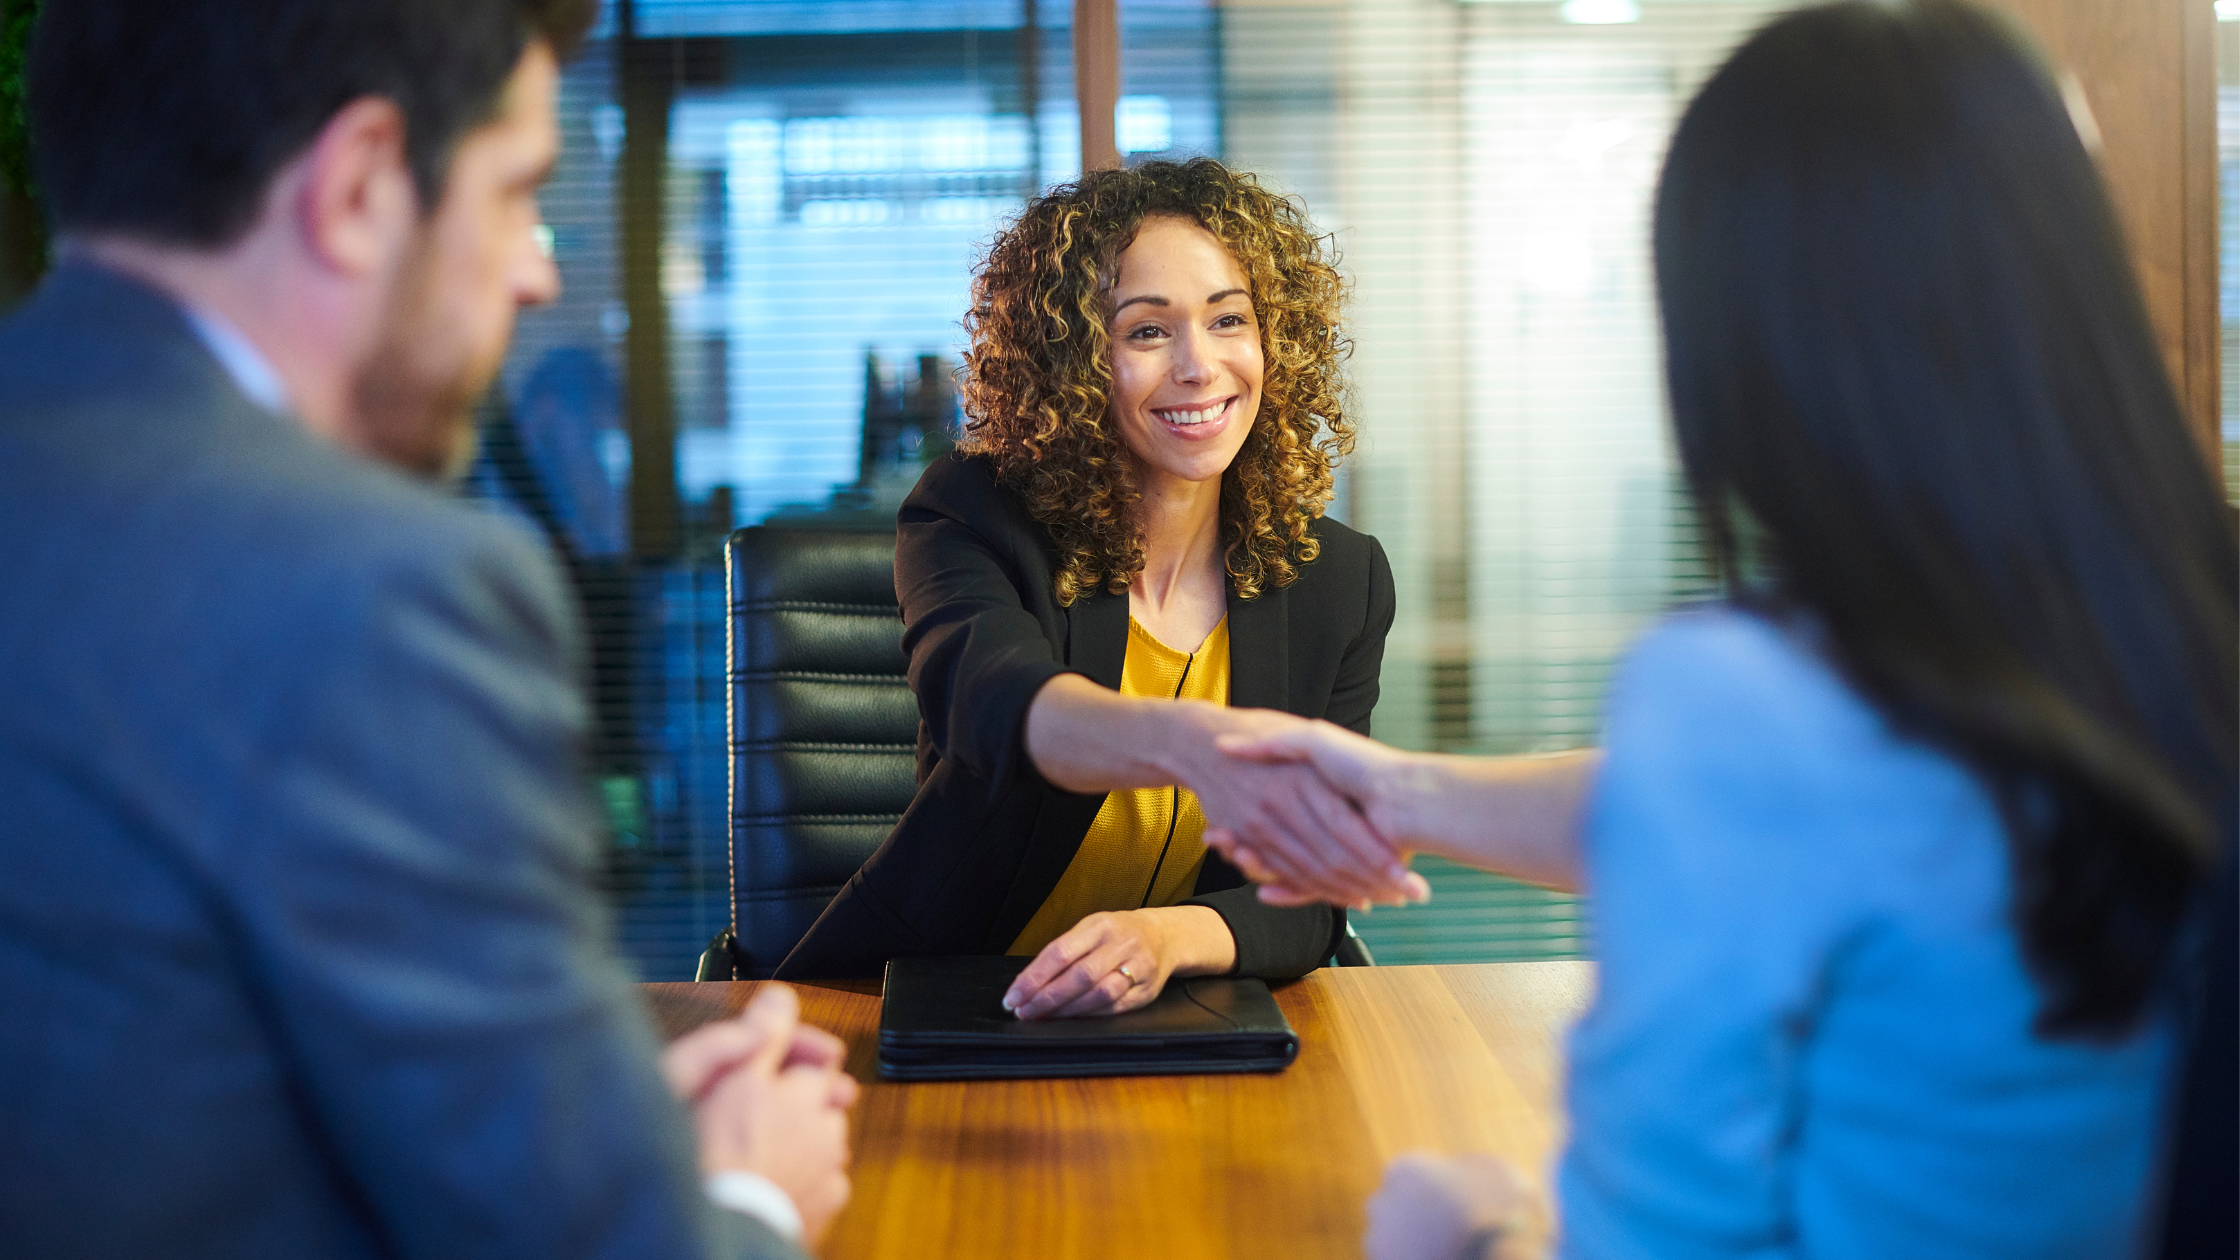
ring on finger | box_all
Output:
[1117,962,1137,984]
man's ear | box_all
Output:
[293,97,417,278]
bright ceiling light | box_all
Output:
[1561,0,1641,23]
[2219,0,2240,21]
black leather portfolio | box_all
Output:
[877,955,1301,1081]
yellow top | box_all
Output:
[1006,615,1232,957]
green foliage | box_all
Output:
[0,0,38,199]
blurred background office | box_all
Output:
[0,0,2226,980]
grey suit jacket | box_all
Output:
[0,263,805,1260]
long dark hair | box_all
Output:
[1655,0,2237,1037]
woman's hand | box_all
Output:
[1023,677,1422,908]
[1204,716,1431,907]
[1180,707,1427,909]
[1002,905,1238,1020]
[1215,723,1597,899]
[1363,1152,1545,1260]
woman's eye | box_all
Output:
[1213,313,1248,329]
[1126,324,1166,342]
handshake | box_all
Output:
[1182,705,1592,920]
[1184,707,1438,911]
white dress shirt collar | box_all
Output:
[182,304,290,416]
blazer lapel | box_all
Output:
[1064,587,1129,686]
[1227,578,1292,713]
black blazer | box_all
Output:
[777,452,1396,980]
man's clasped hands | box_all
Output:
[660,985,858,1246]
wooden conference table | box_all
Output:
[645,962,1595,1260]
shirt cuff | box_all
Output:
[1465,1224,1506,1260]
[704,1170,804,1242]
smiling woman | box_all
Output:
[775,159,1417,1014]
[964,157,1353,608]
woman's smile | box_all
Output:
[1150,395,1237,439]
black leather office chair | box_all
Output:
[695,523,1374,978]
[699,526,919,979]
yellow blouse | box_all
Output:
[1006,615,1231,957]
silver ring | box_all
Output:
[1117,963,1137,984]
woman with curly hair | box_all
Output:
[777,158,1422,1012]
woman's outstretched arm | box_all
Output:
[1024,674,1427,902]
[1211,720,1599,896]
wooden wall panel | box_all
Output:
[1075,0,1122,173]
[1981,0,2220,467]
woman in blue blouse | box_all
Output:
[1211,2,2238,1256]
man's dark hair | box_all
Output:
[1656,0,2237,1037]
[28,0,598,247]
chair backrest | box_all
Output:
[725,526,919,977]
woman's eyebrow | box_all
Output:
[1112,288,1247,317]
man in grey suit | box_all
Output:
[0,3,853,1257]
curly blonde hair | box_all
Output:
[958,157,1354,605]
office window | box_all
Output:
[473,0,1789,978]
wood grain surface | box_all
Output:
[644,962,1595,1260]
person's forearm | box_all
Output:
[1023,673,1218,794]
[1383,749,1600,893]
